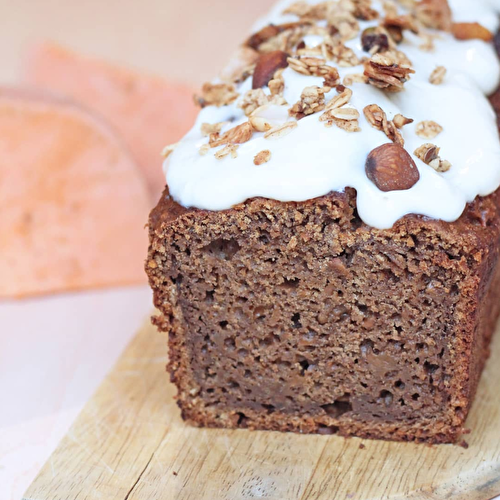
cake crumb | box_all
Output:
[359,443,366,449]
[459,440,469,449]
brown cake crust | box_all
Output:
[147,186,500,444]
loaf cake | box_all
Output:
[147,0,500,444]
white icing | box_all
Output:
[166,0,500,229]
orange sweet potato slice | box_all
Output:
[23,42,198,201]
[0,88,150,298]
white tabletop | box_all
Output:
[0,287,152,500]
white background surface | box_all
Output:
[1,1,499,499]
[0,287,152,500]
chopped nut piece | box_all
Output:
[430,66,446,85]
[414,143,451,172]
[200,122,225,137]
[366,143,420,191]
[195,83,239,108]
[416,120,443,139]
[252,50,289,89]
[415,0,452,31]
[361,27,390,54]
[254,150,272,165]
[214,144,239,160]
[209,122,254,148]
[364,53,414,92]
[264,121,298,139]
[289,86,328,119]
[363,104,406,145]
[393,113,413,129]
[161,142,178,159]
[452,22,493,42]
[287,57,340,86]
[415,143,439,163]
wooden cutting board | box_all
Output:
[24,318,500,500]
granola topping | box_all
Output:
[414,143,451,172]
[289,85,328,119]
[288,56,341,85]
[363,103,407,145]
[416,120,443,139]
[214,144,239,160]
[429,65,446,84]
[165,0,500,230]
[195,83,239,108]
[254,150,272,165]
[361,27,390,53]
[209,122,253,148]
[364,52,415,91]
[264,121,298,139]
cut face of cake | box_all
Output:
[148,189,500,443]
[147,0,500,444]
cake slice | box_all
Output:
[146,0,500,443]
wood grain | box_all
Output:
[24,319,500,500]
